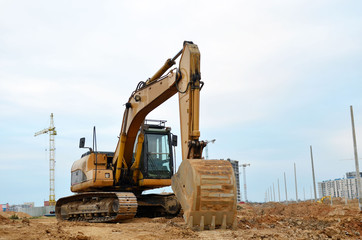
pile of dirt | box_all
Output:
[256,201,334,217]
[0,211,32,219]
[236,199,362,239]
[0,200,360,239]
[0,215,11,224]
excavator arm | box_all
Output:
[112,41,200,179]
[112,58,179,179]
[112,42,237,230]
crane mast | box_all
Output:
[241,163,250,202]
[35,113,57,206]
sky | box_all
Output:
[1,0,362,206]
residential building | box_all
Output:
[318,172,361,199]
[227,159,241,202]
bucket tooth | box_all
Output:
[200,216,204,230]
[210,216,216,230]
[188,216,194,228]
[221,214,227,230]
[232,218,237,230]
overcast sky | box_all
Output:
[1,0,362,206]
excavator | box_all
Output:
[56,42,237,230]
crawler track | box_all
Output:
[55,192,137,223]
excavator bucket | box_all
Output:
[171,159,237,230]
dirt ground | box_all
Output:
[0,198,361,240]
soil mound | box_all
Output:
[0,200,360,239]
[0,214,11,224]
[0,211,32,219]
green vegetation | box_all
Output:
[9,214,19,220]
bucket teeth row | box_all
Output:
[187,214,237,230]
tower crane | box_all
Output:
[35,113,57,206]
[204,139,216,159]
[240,163,250,202]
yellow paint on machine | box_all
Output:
[139,179,171,187]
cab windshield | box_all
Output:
[146,133,172,178]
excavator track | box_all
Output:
[136,193,181,218]
[55,192,137,223]
[172,159,237,230]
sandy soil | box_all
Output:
[0,199,361,240]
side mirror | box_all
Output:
[172,135,178,147]
[79,137,93,152]
[79,137,85,148]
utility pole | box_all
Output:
[350,105,362,211]
[35,113,57,206]
[273,183,275,202]
[204,139,216,159]
[310,145,318,202]
[241,163,250,202]
[270,187,272,202]
[284,172,288,204]
[294,163,298,202]
[268,187,273,202]
[303,187,306,201]
[277,178,281,202]
[344,175,348,205]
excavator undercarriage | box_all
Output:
[56,192,137,223]
[56,192,181,222]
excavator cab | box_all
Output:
[128,120,177,192]
[138,120,176,180]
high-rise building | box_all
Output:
[227,159,241,202]
[318,172,362,199]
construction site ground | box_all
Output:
[0,198,361,240]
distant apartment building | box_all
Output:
[0,203,9,212]
[318,172,362,199]
[227,159,241,202]
[8,202,34,212]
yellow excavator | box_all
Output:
[317,196,331,204]
[56,42,237,230]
